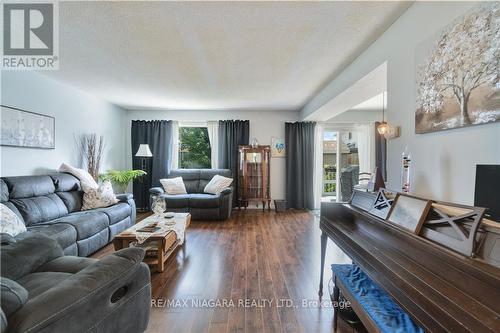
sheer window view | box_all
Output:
[179,127,211,168]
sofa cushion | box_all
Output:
[17,272,73,299]
[0,277,28,317]
[49,173,81,192]
[48,211,109,240]
[1,233,63,280]
[0,203,26,237]
[2,176,55,199]
[1,308,6,333]
[160,177,187,195]
[58,163,98,189]
[160,194,190,208]
[204,175,233,195]
[76,229,109,257]
[95,203,131,225]
[169,169,200,193]
[56,191,83,213]
[81,180,118,210]
[36,256,97,274]
[27,223,77,250]
[189,193,221,208]
[0,179,8,202]
[0,233,16,246]
[199,169,232,192]
[1,202,23,221]
[10,194,69,226]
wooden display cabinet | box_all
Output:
[238,145,271,211]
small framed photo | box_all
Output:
[271,137,285,158]
[1,105,55,149]
[387,193,432,234]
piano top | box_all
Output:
[320,202,500,333]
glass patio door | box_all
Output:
[322,130,338,201]
[322,127,361,203]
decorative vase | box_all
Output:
[251,138,259,148]
[151,196,166,221]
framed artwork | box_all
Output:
[415,3,500,134]
[0,105,55,149]
[271,137,285,158]
[387,194,432,234]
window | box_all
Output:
[179,127,211,169]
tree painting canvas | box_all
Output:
[0,106,55,149]
[416,3,499,134]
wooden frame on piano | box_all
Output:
[387,193,432,235]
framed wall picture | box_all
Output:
[271,137,285,158]
[415,3,500,134]
[387,193,432,234]
[0,105,55,149]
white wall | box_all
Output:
[1,71,126,176]
[125,109,299,200]
[301,2,500,205]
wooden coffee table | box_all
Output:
[113,213,191,272]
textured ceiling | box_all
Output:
[42,1,410,110]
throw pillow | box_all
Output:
[204,175,233,195]
[0,277,28,317]
[81,180,118,210]
[58,163,98,189]
[0,203,26,237]
[160,177,187,195]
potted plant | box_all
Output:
[99,170,146,194]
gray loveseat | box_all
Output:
[1,173,136,257]
[0,232,150,333]
[149,169,233,220]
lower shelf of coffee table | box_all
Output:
[143,240,180,269]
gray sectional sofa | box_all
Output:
[0,232,150,333]
[149,169,233,220]
[0,173,136,256]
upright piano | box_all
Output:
[318,195,500,332]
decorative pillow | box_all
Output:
[204,175,233,195]
[58,163,98,189]
[160,177,187,195]
[0,277,28,317]
[0,203,26,237]
[81,180,118,210]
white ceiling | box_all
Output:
[42,1,410,111]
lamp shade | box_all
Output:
[135,144,153,157]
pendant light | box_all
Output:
[377,92,389,135]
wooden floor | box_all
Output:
[94,210,365,333]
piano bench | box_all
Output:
[331,264,423,333]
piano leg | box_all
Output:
[319,231,327,297]
[333,275,339,332]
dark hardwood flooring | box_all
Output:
[93,210,365,333]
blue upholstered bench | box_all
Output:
[331,264,424,333]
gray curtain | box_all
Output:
[131,120,173,210]
[285,122,316,209]
[375,122,387,181]
[218,120,249,206]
